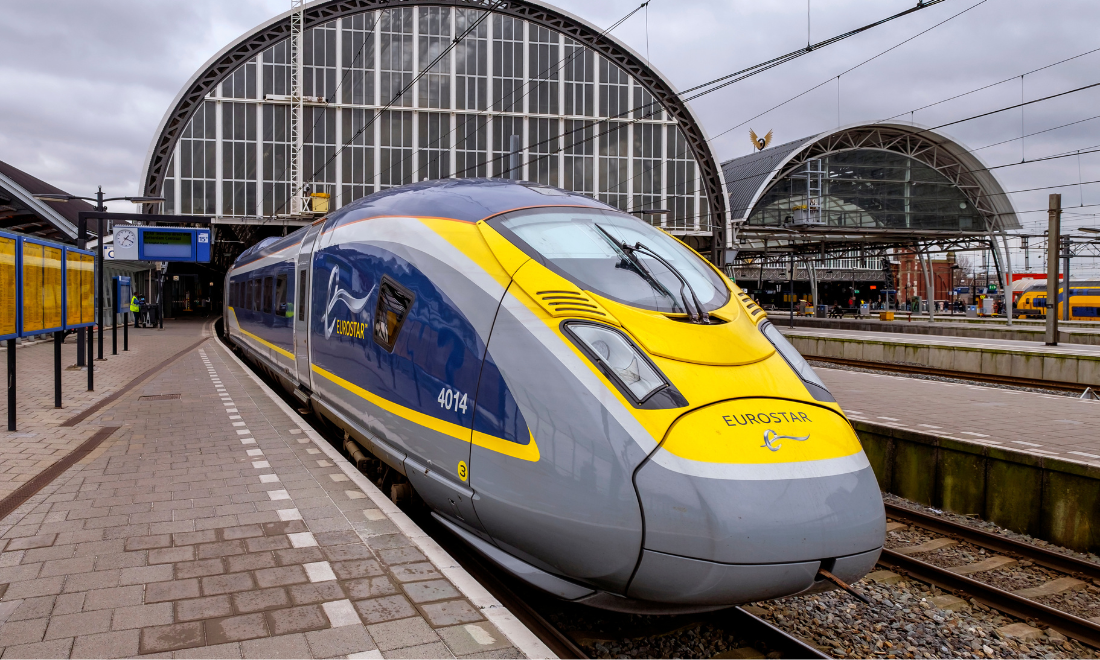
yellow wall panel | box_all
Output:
[22,242,43,333]
[80,253,95,324]
[43,246,62,329]
[66,251,81,326]
[0,237,15,336]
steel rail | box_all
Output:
[728,607,831,659]
[806,355,1092,393]
[878,549,1100,649]
[885,503,1100,581]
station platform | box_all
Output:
[781,326,1100,388]
[781,315,1100,346]
[817,365,1100,466]
[0,321,546,659]
[818,363,1100,553]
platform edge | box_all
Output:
[215,339,558,660]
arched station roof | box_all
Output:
[140,0,726,235]
[721,122,1021,234]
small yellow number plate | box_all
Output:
[457,461,468,481]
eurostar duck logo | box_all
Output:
[323,266,375,340]
[760,429,810,452]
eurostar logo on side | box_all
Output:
[323,265,375,341]
[760,429,810,452]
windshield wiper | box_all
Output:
[594,225,683,314]
[595,224,710,324]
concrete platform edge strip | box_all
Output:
[216,337,557,660]
[854,420,1100,554]
[852,420,1100,478]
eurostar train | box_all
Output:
[224,179,885,613]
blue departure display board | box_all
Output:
[131,228,211,263]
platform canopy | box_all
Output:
[0,160,90,243]
[721,123,1022,262]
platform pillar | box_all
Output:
[7,338,15,431]
[54,331,62,408]
[1046,194,1061,346]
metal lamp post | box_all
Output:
[32,190,164,385]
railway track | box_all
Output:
[805,355,1093,394]
[879,502,1100,649]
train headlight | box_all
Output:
[759,320,835,402]
[565,322,668,403]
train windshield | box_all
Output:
[495,207,729,314]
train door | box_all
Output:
[294,223,324,388]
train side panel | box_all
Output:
[306,217,502,530]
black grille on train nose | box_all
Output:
[535,290,607,318]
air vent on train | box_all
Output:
[535,290,610,320]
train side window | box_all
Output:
[297,269,307,319]
[373,276,415,352]
[275,273,288,316]
[245,280,253,311]
[262,277,274,314]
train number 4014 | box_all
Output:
[437,387,468,414]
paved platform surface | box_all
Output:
[0,325,544,658]
[817,365,1100,467]
[0,322,209,501]
[784,326,1100,358]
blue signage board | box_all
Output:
[117,227,210,262]
[114,276,132,314]
[954,287,970,294]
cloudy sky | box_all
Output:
[4,0,1099,271]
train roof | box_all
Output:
[232,179,614,268]
[1022,281,1100,292]
[327,178,614,228]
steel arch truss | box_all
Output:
[761,125,1004,234]
[141,0,726,228]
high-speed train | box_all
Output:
[224,178,885,613]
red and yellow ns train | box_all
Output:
[1014,281,1100,320]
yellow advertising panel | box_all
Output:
[66,251,95,326]
[80,253,95,324]
[42,246,62,330]
[22,242,44,333]
[0,237,15,337]
[66,251,81,326]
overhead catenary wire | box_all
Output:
[408,0,946,193]
[705,0,988,148]
[972,113,1100,152]
[877,45,1100,125]
[676,0,946,102]
[271,0,507,216]
[373,1,660,188]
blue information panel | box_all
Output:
[134,228,211,263]
[114,276,132,314]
